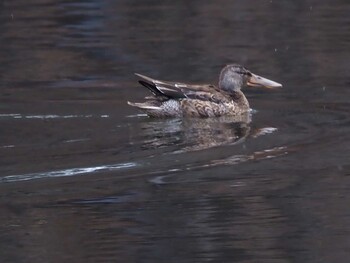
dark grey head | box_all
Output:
[219,64,282,93]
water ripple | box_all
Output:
[0,162,138,183]
[0,114,109,119]
[149,146,288,185]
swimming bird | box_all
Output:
[128,64,282,117]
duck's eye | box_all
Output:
[237,71,252,76]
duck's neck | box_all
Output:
[231,90,250,110]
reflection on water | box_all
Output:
[1,0,350,262]
[1,113,282,184]
[139,115,252,152]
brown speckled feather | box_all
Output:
[128,65,281,118]
[181,99,237,117]
[135,73,231,104]
[129,73,246,118]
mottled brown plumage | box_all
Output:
[128,64,282,118]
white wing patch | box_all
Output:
[175,83,187,88]
[158,87,175,92]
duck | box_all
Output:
[127,64,282,118]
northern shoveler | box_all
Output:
[128,64,282,117]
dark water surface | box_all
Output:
[1,0,350,262]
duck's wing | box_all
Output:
[135,73,231,104]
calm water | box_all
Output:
[1,0,350,262]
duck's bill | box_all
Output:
[247,73,282,89]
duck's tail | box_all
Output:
[127,99,181,118]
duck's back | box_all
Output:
[127,73,249,118]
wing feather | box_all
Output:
[135,73,230,103]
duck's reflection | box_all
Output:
[138,113,255,153]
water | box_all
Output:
[1,0,350,262]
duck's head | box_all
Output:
[219,64,282,93]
